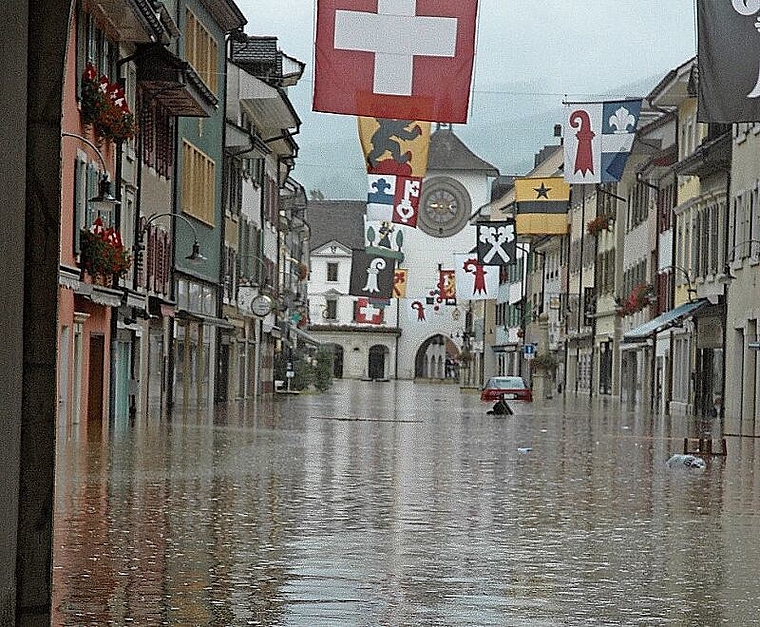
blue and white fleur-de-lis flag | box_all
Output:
[476,220,516,266]
[697,1,760,122]
[563,99,642,184]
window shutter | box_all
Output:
[73,159,81,254]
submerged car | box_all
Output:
[480,376,533,402]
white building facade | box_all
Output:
[307,127,498,382]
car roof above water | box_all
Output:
[486,376,526,388]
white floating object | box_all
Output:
[666,454,706,470]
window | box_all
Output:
[181,140,215,225]
[227,159,243,217]
[140,97,175,179]
[185,10,218,93]
[75,5,117,98]
[327,262,339,282]
[224,245,236,302]
[325,299,337,320]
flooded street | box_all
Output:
[53,380,760,626]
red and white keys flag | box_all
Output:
[314,0,478,123]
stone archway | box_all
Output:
[414,334,460,380]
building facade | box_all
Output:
[307,127,498,384]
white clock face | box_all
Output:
[418,177,472,238]
[251,295,273,317]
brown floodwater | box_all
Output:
[52,380,760,625]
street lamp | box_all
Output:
[136,212,206,264]
[661,264,697,302]
[61,131,121,215]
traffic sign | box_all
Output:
[523,344,536,360]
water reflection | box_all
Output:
[53,381,760,625]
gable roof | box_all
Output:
[428,126,499,176]
[308,200,367,251]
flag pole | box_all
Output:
[576,186,586,395]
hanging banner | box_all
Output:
[453,253,499,300]
[697,1,760,122]
[349,249,396,299]
[364,217,405,261]
[314,0,478,122]
[393,268,408,298]
[359,117,431,176]
[439,269,456,300]
[514,177,570,236]
[562,99,642,184]
[366,173,421,227]
[401,298,436,324]
[355,298,385,324]
[476,220,516,266]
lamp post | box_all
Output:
[134,212,206,295]
[61,131,121,217]
[664,264,697,302]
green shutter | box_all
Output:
[73,159,81,254]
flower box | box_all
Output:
[616,283,655,317]
[81,63,136,143]
[79,218,131,282]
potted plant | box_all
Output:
[79,218,131,284]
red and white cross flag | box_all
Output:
[314,0,478,123]
[355,298,384,324]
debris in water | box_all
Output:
[666,454,706,470]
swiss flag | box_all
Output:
[355,298,384,324]
[314,0,478,123]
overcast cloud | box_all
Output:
[234,0,697,199]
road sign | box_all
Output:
[523,344,536,360]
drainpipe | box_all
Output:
[720,167,732,433]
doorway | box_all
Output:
[331,344,344,378]
[87,335,105,426]
[599,340,612,395]
[368,345,387,380]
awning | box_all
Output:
[623,299,708,343]
[294,326,323,348]
[176,310,235,330]
[136,43,217,117]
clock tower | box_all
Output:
[397,125,498,381]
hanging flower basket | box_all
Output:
[79,218,131,282]
[587,214,612,236]
[616,283,655,317]
[80,63,136,143]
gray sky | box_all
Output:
[235,0,698,198]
